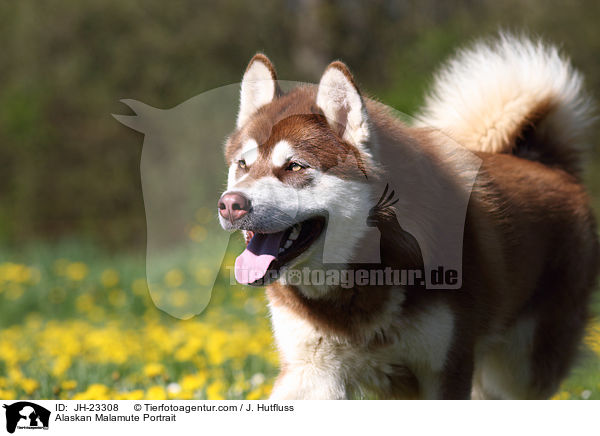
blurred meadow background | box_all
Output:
[1,0,600,400]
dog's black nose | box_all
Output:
[218,192,251,223]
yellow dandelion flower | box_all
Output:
[0,389,16,400]
[172,390,194,400]
[584,323,600,356]
[52,355,72,377]
[164,269,184,288]
[174,338,202,362]
[72,384,111,400]
[146,385,167,400]
[143,363,166,378]
[75,294,95,313]
[0,263,30,283]
[205,331,228,365]
[551,391,570,400]
[180,373,207,393]
[189,225,207,242]
[60,380,77,391]
[132,278,148,296]
[108,289,126,307]
[20,378,39,395]
[169,290,189,307]
[5,284,24,300]
[246,388,263,400]
[65,262,88,281]
[116,390,145,400]
[15,265,31,283]
[206,380,227,400]
[101,269,120,288]
[8,367,24,382]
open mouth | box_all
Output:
[234,216,326,286]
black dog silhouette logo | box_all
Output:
[2,402,50,433]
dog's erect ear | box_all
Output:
[237,53,280,129]
[316,61,370,149]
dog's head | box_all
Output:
[218,54,378,290]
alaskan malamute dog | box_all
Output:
[218,35,599,399]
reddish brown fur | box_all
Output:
[226,56,599,399]
[227,87,370,184]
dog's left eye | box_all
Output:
[238,159,247,169]
[286,162,305,172]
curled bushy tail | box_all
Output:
[416,34,594,175]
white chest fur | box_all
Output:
[267,294,455,399]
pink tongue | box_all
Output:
[235,231,287,284]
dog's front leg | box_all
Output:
[269,365,348,400]
[416,349,474,399]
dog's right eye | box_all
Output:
[238,159,247,169]
[286,162,305,172]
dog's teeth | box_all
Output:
[284,239,293,249]
[289,225,300,240]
